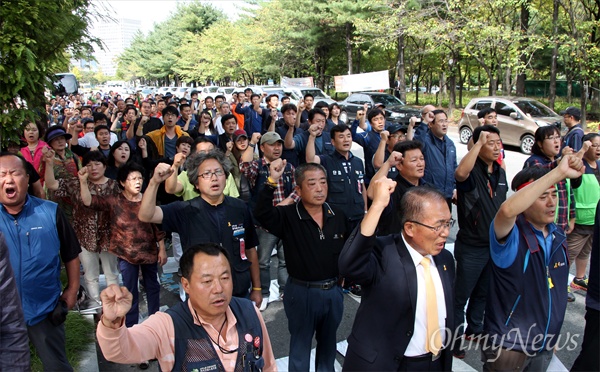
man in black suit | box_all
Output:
[339,180,456,371]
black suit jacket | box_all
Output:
[339,227,455,371]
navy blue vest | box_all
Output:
[320,152,365,221]
[166,298,265,372]
[485,215,569,353]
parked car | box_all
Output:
[284,87,335,106]
[200,86,220,101]
[173,87,190,99]
[337,92,421,125]
[217,86,236,102]
[458,96,562,154]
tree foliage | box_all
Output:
[0,0,102,146]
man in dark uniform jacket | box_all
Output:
[340,181,455,371]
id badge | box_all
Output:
[240,238,247,260]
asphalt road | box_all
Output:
[95,125,589,371]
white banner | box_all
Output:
[281,76,314,88]
[334,70,390,92]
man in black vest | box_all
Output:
[97,243,276,371]
[139,150,263,307]
[305,123,366,232]
[452,125,508,358]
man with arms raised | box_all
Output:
[340,181,455,371]
[452,125,508,358]
[97,243,276,371]
[254,162,349,371]
[482,154,584,370]
[139,151,261,306]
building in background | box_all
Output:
[89,18,141,76]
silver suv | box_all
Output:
[458,96,562,154]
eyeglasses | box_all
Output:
[545,135,561,141]
[408,218,455,233]
[200,169,225,179]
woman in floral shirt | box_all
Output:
[80,162,166,327]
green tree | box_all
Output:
[0,0,101,146]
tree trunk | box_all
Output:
[580,80,588,128]
[346,23,353,75]
[504,67,512,95]
[567,78,573,103]
[516,1,530,96]
[591,81,599,112]
[396,33,407,102]
[548,0,559,110]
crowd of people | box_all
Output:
[0,86,599,372]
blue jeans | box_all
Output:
[283,278,344,371]
[118,259,160,327]
[256,228,288,297]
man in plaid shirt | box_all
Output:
[240,131,299,310]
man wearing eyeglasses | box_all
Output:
[139,150,263,308]
[560,106,584,152]
[340,181,456,371]
[482,155,584,371]
[452,125,508,359]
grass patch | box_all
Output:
[30,312,96,372]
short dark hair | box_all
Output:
[250,93,260,101]
[180,243,231,280]
[431,109,447,122]
[215,95,226,102]
[330,124,350,138]
[477,107,497,119]
[192,136,216,154]
[472,125,500,143]
[93,113,108,123]
[280,103,297,114]
[23,120,46,139]
[393,140,423,155]
[511,166,549,191]
[82,150,107,167]
[94,124,110,137]
[204,96,214,103]
[294,162,327,186]
[244,88,253,93]
[308,108,326,122]
[531,125,561,156]
[176,136,194,148]
[303,93,314,100]
[179,103,191,111]
[400,187,447,229]
[221,114,236,125]
[266,94,278,104]
[186,150,232,189]
[582,133,599,142]
[314,101,328,109]
[162,106,179,117]
[368,108,385,122]
[116,162,145,189]
[124,105,137,116]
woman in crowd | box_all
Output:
[105,140,134,179]
[39,126,81,222]
[523,125,581,302]
[328,102,345,127]
[227,129,254,202]
[80,162,166,327]
[20,120,49,174]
